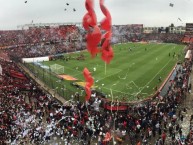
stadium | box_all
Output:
[1,0,193,145]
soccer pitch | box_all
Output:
[40,42,184,102]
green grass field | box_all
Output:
[28,42,185,102]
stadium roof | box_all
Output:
[17,22,83,29]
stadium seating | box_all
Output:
[182,36,191,43]
[0,24,193,144]
[190,37,193,43]
[0,25,83,58]
[1,57,192,144]
[142,33,184,43]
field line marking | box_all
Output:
[66,59,123,72]
[47,61,123,82]
[96,69,122,82]
[102,86,152,97]
[97,43,172,95]
[135,58,173,95]
[102,86,131,95]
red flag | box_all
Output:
[103,132,111,142]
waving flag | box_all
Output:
[103,131,112,142]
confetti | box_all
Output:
[169,3,174,7]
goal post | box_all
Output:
[50,64,64,74]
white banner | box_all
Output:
[22,56,50,63]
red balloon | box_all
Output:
[99,0,113,64]
[83,68,94,101]
[85,0,94,12]
[83,0,114,67]
[86,26,101,57]
[83,68,90,78]
[101,46,114,64]
[101,31,113,64]
[99,0,112,31]
[86,44,99,57]
[82,0,97,30]
[101,32,111,49]
[85,85,91,101]
[82,13,91,30]
[86,26,101,45]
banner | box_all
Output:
[10,70,27,80]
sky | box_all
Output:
[0,0,193,30]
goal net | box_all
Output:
[50,64,64,74]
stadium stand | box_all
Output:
[0,57,192,144]
[182,36,191,43]
[0,25,84,59]
[142,33,184,44]
[0,24,193,144]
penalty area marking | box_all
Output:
[133,58,174,97]
[102,57,173,98]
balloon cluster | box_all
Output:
[82,0,113,63]
[82,0,113,101]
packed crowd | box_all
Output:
[0,59,102,145]
[1,25,187,59]
[111,28,184,44]
[0,25,85,58]
[142,33,184,44]
[0,24,192,145]
[111,25,143,44]
[7,41,84,59]
[0,52,193,145]
[182,35,193,44]
[0,25,80,47]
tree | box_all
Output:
[165,27,169,33]
[158,28,162,33]
[170,23,174,31]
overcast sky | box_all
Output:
[0,0,193,30]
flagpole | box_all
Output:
[105,62,107,75]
